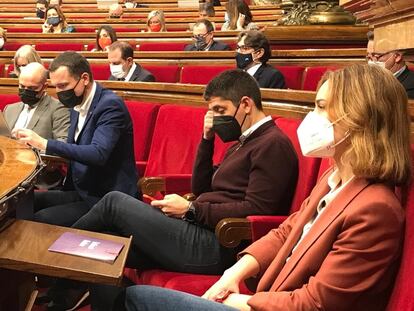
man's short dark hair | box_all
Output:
[199,3,215,17]
[36,0,49,6]
[367,30,374,41]
[108,41,134,60]
[239,30,271,63]
[194,19,214,33]
[49,51,93,80]
[204,69,262,110]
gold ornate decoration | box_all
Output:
[278,0,356,25]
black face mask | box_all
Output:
[195,37,208,51]
[236,52,253,70]
[213,105,246,143]
[36,9,45,19]
[19,88,42,107]
[57,78,85,108]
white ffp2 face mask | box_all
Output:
[110,64,125,79]
[297,111,348,158]
[0,38,4,49]
[368,60,386,69]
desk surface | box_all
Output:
[0,220,131,286]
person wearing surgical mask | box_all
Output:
[366,30,414,99]
[236,30,286,89]
[42,5,75,33]
[108,41,155,82]
[184,19,230,51]
[124,64,410,311]
[0,27,6,51]
[35,0,48,19]
[146,10,167,32]
[92,25,118,52]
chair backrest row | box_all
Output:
[2,63,337,91]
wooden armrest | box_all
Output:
[138,176,166,196]
[40,154,68,170]
[215,218,251,248]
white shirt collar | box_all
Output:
[241,115,272,139]
[246,63,262,77]
[74,82,96,115]
[124,63,137,82]
[394,65,407,79]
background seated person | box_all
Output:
[236,30,286,89]
[199,2,215,18]
[222,0,257,31]
[14,52,139,227]
[36,0,48,19]
[5,63,69,143]
[185,19,230,51]
[44,70,298,310]
[146,10,166,32]
[10,45,43,78]
[124,0,145,8]
[0,27,6,51]
[42,5,75,33]
[108,41,155,82]
[125,64,410,311]
[49,0,62,7]
[108,3,123,18]
[6,63,70,189]
[92,25,118,52]
[204,0,221,7]
[366,31,414,99]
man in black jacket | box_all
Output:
[367,31,414,99]
[236,30,286,89]
[108,41,155,82]
[185,19,230,51]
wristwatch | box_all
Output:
[183,202,197,223]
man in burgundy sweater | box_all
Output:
[43,70,298,310]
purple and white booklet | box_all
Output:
[48,232,124,263]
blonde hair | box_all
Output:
[146,10,166,32]
[322,64,411,186]
[13,45,42,76]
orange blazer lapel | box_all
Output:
[270,177,370,291]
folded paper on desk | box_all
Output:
[48,232,124,263]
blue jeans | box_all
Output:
[125,285,238,311]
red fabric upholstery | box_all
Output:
[386,147,414,311]
[247,118,321,241]
[138,42,188,51]
[274,66,305,90]
[90,63,111,80]
[4,42,25,51]
[6,28,42,33]
[142,65,181,83]
[34,43,86,51]
[0,93,20,111]
[302,66,339,91]
[180,65,234,84]
[125,101,160,177]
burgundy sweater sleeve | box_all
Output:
[191,137,216,196]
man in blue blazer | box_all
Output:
[15,52,139,226]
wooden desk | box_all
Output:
[0,220,131,286]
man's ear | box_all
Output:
[240,96,253,114]
[253,48,264,62]
[81,72,90,86]
[394,52,403,64]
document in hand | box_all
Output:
[48,232,124,263]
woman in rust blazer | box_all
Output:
[124,64,412,311]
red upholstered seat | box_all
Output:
[142,65,181,83]
[180,65,234,84]
[248,117,321,241]
[34,43,86,51]
[6,28,42,33]
[125,101,160,177]
[302,66,339,91]
[386,147,414,311]
[138,42,188,51]
[90,64,111,80]
[275,66,305,90]
[0,93,20,111]
[143,104,207,195]
[4,42,26,51]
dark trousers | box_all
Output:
[73,191,235,274]
[34,190,91,227]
